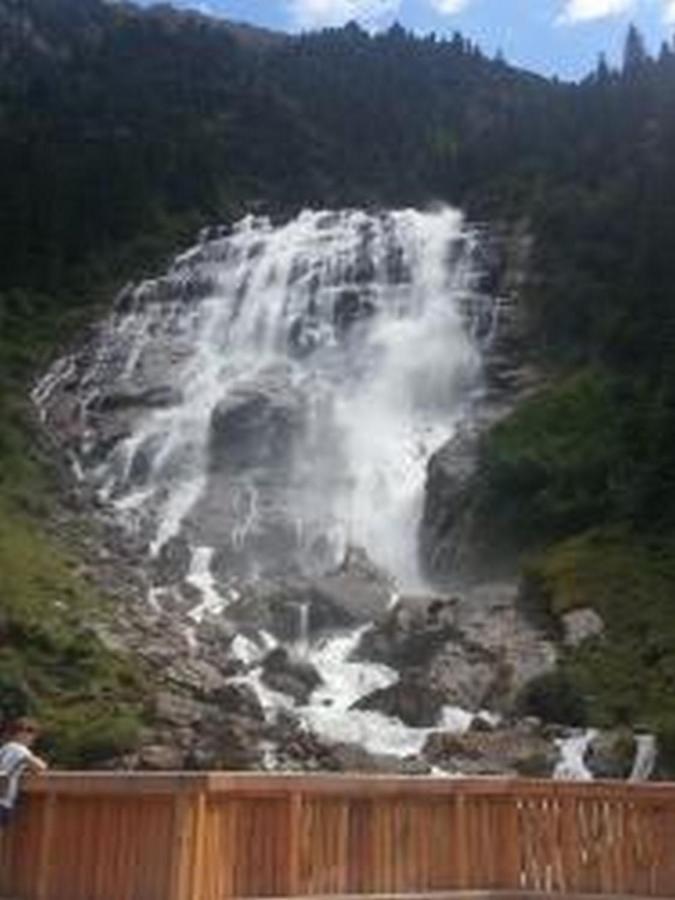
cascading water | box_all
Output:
[36,207,498,763]
[41,207,486,590]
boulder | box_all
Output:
[423,726,557,777]
[155,692,208,728]
[139,744,185,770]
[208,369,305,471]
[426,643,500,710]
[152,535,192,586]
[353,671,447,727]
[223,561,390,645]
[332,289,376,333]
[206,683,265,722]
[261,648,322,705]
[96,385,182,412]
[585,729,637,780]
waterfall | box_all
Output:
[35,207,500,762]
[554,730,596,780]
[38,207,487,596]
[629,734,657,782]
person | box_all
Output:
[0,717,48,827]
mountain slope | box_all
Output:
[2,0,675,768]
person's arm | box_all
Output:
[26,752,47,773]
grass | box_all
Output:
[521,528,675,773]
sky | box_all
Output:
[140,0,675,79]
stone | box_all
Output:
[152,535,192,586]
[585,729,637,780]
[261,647,322,705]
[423,727,557,777]
[562,607,604,648]
[353,671,447,727]
[332,289,376,333]
[208,369,305,471]
[354,583,556,718]
[139,744,185,770]
[207,683,265,722]
[155,692,207,727]
[96,385,183,412]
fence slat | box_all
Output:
[2,774,675,900]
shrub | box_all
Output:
[517,671,588,726]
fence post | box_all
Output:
[35,792,56,900]
[169,783,206,900]
[454,790,470,890]
[287,791,304,896]
[190,787,208,900]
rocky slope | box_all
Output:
[28,208,632,779]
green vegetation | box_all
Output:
[0,290,149,766]
[517,530,675,772]
[0,488,145,765]
[3,0,675,766]
[477,372,675,768]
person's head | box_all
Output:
[6,717,40,747]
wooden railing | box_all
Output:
[1,774,674,900]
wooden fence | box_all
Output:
[1,774,674,900]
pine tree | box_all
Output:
[623,24,648,76]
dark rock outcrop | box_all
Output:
[423,722,558,777]
[208,369,305,471]
[585,729,637,780]
[419,226,540,586]
[353,670,446,727]
[261,648,322,705]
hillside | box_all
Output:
[2,0,675,769]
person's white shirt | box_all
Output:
[0,741,43,810]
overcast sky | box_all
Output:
[139,0,675,79]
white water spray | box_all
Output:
[40,208,486,594]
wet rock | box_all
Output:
[357,586,555,715]
[153,535,192,586]
[208,369,305,471]
[427,643,500,710]
[223,555,392,644]
[269,712,429,774]
[423,727,557,777]
[419,428,483,582]
[191,717,266,770]
[353,670,446,727]
[355,596,460,669]
[419,228,539,586]
[261,647,322,704]
[332,289,376,333]
[585,729,637,780]
[207,683,265,722]
[469,711,500,733]
[224,581,351,643]
[96,385,182,412]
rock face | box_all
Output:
[353,671,447,727]
[208,368,305,471]
[419,227,540,586]
[32,212,570,777]
[356,582,556,716]
[222,548,393,643]
[261,648,322,705]
[423,723,558,777]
